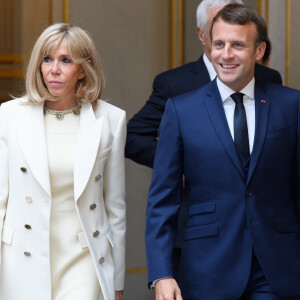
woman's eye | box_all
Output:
[43,56,51,63]
[62,57,71,63]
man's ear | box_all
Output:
[255,41,266,61]
[197,26,205,46]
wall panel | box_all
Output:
[69,1,169,299]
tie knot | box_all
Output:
[231,93,244,104]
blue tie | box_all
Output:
[231,93,250,159]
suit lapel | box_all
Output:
[204,80,245,180]
[247,80,270,184]
[74,102,103,201]
[191,55,211,86]
[17,103,51,196]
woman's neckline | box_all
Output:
[43,103,81,121]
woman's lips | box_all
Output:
[48,81,63,85]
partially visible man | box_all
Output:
[146,4,300,300]
[125,0,282,168]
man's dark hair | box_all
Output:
[210,3,267,48]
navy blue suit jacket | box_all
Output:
[126,56,282,168]
[145,79,300,299]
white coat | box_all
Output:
[0,98,126,300]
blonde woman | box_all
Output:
[0,23,126,300]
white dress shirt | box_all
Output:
[203,53,217,81]
[216,77,256,153]
[203,53,256,150]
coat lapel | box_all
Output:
[204,80,245,180]
[191,55,211,86]
[74,102,103,201]
[247,80,270,184]
[17,103,51,196]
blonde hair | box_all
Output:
[26,23,104,107]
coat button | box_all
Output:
[20,166,27,173]
[24,224,32,230]
[246,191,254,197]
[90,203,97,210]
[24,251,31,257]
[98,257,105,265]
[25,196,32,203]
[24,224,31,229]
[93,230,100,238]
[95,174,102,182]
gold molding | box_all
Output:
[285,0,290,86]
[265,0,269,27]
[178,0,184,65]
[125,267,147,275]
[64,0,70,23]
[170,0,184,69]
[0,54,23,64]
[0,69,24,79]
[257,0,263,15]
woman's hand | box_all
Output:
[115,290,123,300]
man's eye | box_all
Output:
[215,42,223,47]
[235,43,243,48]
[43,56,51,63]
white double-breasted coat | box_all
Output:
[0,98,126,300]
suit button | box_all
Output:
[93,230,100,238]
[95,174,102,182]
[25,196,33,203]
[24,251,31,257]
[20,166,27,173]
[90,203,97,210]
[24,224,32,230]
[98,257,105,265]
[246,191,254,197]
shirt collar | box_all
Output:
[203,53,217,81]
[216,77,255,103]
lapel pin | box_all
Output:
[261,100,266,103]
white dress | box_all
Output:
[44,107,101,300]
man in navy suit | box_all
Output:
[127,0,283,277]
[146,4,300,300]
[125,0,282,168]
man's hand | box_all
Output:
[155,277,183,300]
[115,290,123,300]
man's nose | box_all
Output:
[222,45,233,60]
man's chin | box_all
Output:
[217,74,236,85]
